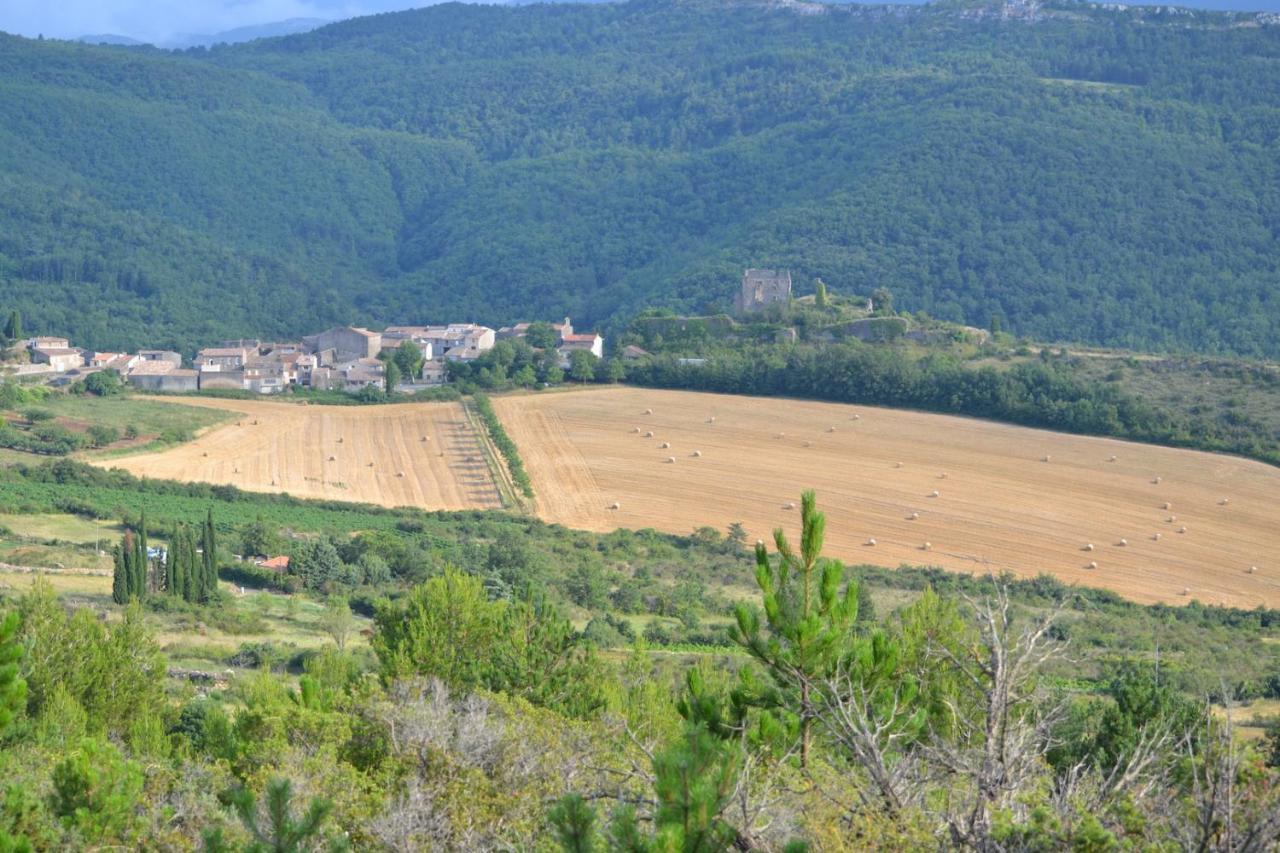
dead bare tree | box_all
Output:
[1167,702,1280,853]
[927,586,1066,851]
[813,659,926,816]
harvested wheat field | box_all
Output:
[98,397,502,510]
[494,387,1280,608]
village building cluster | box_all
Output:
[7,319,604,394]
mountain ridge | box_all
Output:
[0,0,1276,355]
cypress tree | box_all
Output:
[111,544,128,605]
[183,527,202,604]
[165,525,179,595]
[201,509,217,602]
[138,511,150,595]
[120,530,138,599]
[3,310,21,343]
[131,529,147,599]
[174,525,190,603]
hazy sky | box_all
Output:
[3,0,1276,42]
[0,0,426,43]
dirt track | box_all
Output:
[100,397,501,510]
[494,387,1280,608]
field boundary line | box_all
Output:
[461,399,529,514]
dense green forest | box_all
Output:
[0,0,1278,355]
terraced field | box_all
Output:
[98,397,501,510]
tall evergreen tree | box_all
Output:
[130,528,146,599]
[201,509,217,602]
[173,525,195,603]
[138,511,150,595]
[165,526,178,596]
[3,310,21,343]
[111,543,128,605]
[731,490,860,768]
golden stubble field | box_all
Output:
[494,387,1280,608]
[98,397,502,510]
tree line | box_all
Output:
[111,509,219,605]
[627,343,1280,466]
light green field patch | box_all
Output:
[0,512,124,543]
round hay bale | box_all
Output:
[368,462,374,468]
[659,442,670,449]
[644,431,654,438]
[1108,455,1117,462]
[692,450,702,458]
[1181,587,1190,596]
[922,541,932,551]
[853,414,861,420]
[397,471,405,478]
[202,452,208,457]
[666,456,676,464]
[827,426,836,433]
[337,437,344,443]
[707,416,716,424]
[1152,476,1162,485]
[930,490,940,498]
[1153,533,1162,541]
[631,427,641,434]
[609,502,620,510]
[866,538,876,546]
[328,455,336,462]
[1083,543,1094,552]
[939,472,948,479]
[803,440,813,448]
[894,462,903,469]
[1249,565,1258,574]
[1118,538,1128,547]
[644,408,653,415]
[1088,561,1098,570]
[785,502,796,510]
[776,432,786,439]
[1178,526,1187,534]
[421,436,429,442]
[1042,454,1051,462]
[1219,498,1230,506]
[909,511,920,520]
[1163,502,1172,510]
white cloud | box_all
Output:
[0,0,428,44]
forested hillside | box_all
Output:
[0,0,1278,354]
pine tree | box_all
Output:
[731,490,860,768]
[0,610,26,736]
[111,544,128,605]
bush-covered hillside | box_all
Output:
[0,0,1278,355]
